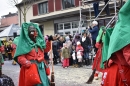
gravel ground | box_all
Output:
[2,60,102,86]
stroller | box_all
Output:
[0,74,15,86]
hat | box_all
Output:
[77,41,81,45]
[65,36,70,41]
[45,35,48,40]
[92,21,98,25]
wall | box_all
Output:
[0,15,18,27]
[41,21,54,36]
[18,0,82,25]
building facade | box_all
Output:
[0,12,18,32]
[17,0,124,36]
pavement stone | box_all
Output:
[2,60,102,86]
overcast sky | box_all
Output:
[0,0,22,17]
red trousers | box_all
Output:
[63,58,69,68]
[101,63,130,86]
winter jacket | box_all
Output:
[61,47,70,59]
[76,45,84,56]
[89,26,99,40]
[81,37,91,53]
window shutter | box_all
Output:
[55,0,61,11]
[75,0,80,6]
[48,0,54,12]
[33,4,38,16]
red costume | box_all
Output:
[18,48,45,86]
[44,40,51,53]
[101,45,130,86]
[92,42,103,72]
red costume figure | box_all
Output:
[101,45,130,86]
[14,23,50,86]
[101,1,130,85]
[44,35,52,64]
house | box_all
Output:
[0,12,19,32]
[16,0,125,36]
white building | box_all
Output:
[16,0,125,36]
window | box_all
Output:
[72,21,79,28]
[38,2,48,14]
[64,23,71,29]
[62,0,75,9]
[58,24,63,30]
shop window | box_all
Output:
[62,0,75,9]
[38,2,48,14]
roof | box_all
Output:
[16,0,41,7]
[0,24,21,37]
[1,12,18,18]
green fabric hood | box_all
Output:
[14,23,46,61]
[96,26,105,42]
[101,28,113,68]
[0,40,2,47]
[106,0,130,60]
[13,36,20,45]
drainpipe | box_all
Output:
[17,6,22,26]
[19,8,22,26]
[54,0,56,11]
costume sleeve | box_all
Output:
[0,46,4,52]
[123,44,130,65]
[44,41,51,53]
[95,42,101,48]
[18,55,28,66]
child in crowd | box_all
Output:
[71,45,77,67]
[76,41,84,67]
[61,43,70,68]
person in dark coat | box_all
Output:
[81,33,91,66]
[104,0,110,16]
[88,21,99,53]
[52,36,60,65]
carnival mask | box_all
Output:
[28,26,38,43]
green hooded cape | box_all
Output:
[106,0,130,60]
[101,28,113,68]
[96,26,105,42]
[0,40,2,47]
[14,23,46,61]
[13,36,20,45]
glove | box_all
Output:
[24,60,31,68]
[108,59,113,67]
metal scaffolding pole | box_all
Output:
[79,1,82,34]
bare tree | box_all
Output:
[8,0,37,22]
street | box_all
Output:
[2,60,102,86]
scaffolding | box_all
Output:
[77,0,123,66]
[78,0,123,32]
